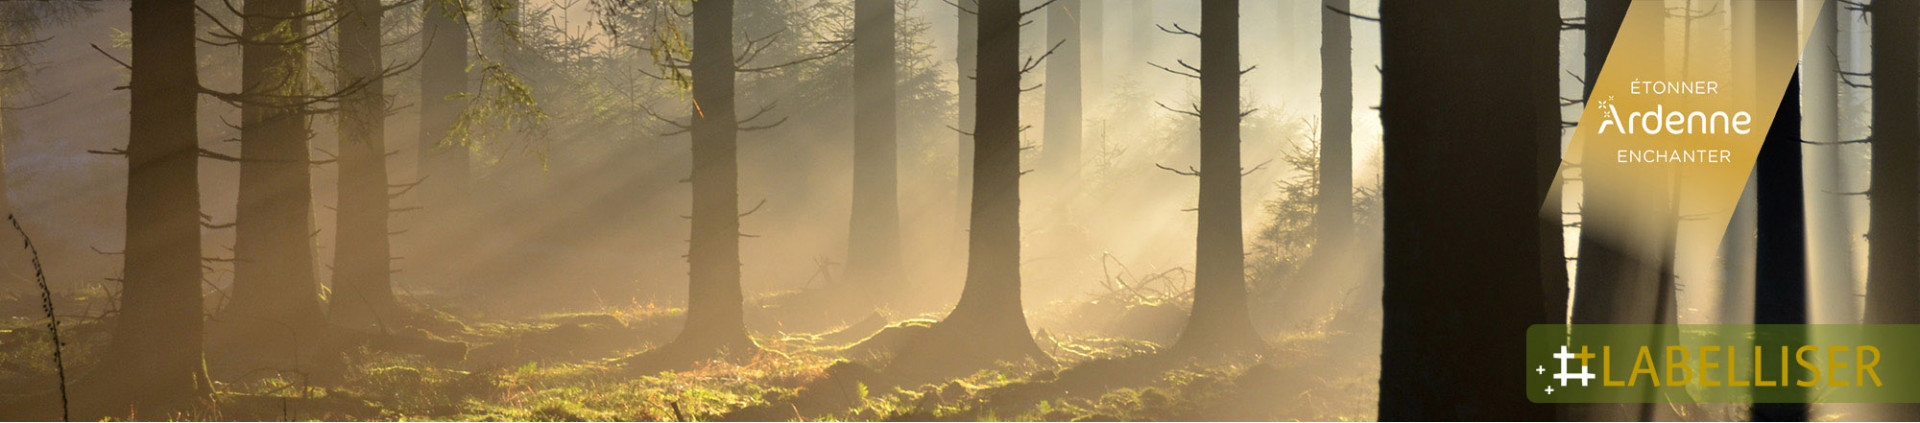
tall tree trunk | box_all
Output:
[420,0,471,220]
[955,2,976,258]
[1042,0,1081,187]
[224,0,327,339]
[1752,72,1808,422]
[1866,1,1920,419]
[1377,0,1555,419]
[0,109,12,218]
[330,0,397,330]
[948,0,1032,350]
[848,0,903,301]
[0,106,16,297]
[1174,0,1259,355]
[88,0,211,416]
[1866,0,1919,325]
[887,0,1045,380]
[677,0,752,351]
[1536,0,1567,323]
[1317,0,1352,254]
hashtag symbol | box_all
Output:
[1552,345,1596,387]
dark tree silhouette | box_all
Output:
[1867,0,1919,326]
[330,0,399,330]
[88,0,211,416]
[675,0,755,355]
[848,0,904,301]
[420,0,472,216]
[1377,0,1556,419]
[1171,0,1261,355]
[1042,0,1081,188]
[1535,0,1566,321]
[1865,2,1920,419]
[1752,72,1807,422]
[886,0,1047,380]
[1317,0,1352,253]
[221,0,328,343]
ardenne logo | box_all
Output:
[1593,80,1752,165]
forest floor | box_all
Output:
[0,287,1379,422]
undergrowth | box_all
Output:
[0,290,1379,422]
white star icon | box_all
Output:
[1537,365,1546,374]
[1545,385,1555,395]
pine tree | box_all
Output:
[1172,0,1261,355]
[221,0,328,346]
[885,0,1047,381]
[88,0,212,416]
[329,0,399,330]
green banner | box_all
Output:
[1526,325,1917,403]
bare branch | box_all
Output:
[739,198,768,218]
[1149,61,1200,79]
[1155,101,1201,119]
[89,44,130,70]
[1802,137,1871,146]
[1241,159,1273,177]
[1325,5,1381,22]
[1156,23,1200,39]
[1155,163,1200,177]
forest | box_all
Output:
[0,0,1910,421]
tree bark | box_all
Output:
[1866,2,1920,420]
[74,0,212,417]
[848,0,903,300]
[1377,0,1555,419]
[1174,0,1260,355]
[224,0,327,338]
[887,0,1046,380]
[1536,0,1568,324]
[955,1,976,257]
[677,0,753,351]
[947,0,1031,346]
[91,0,211,415]
[330,0,398,330]
[1867,0,1919,326]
